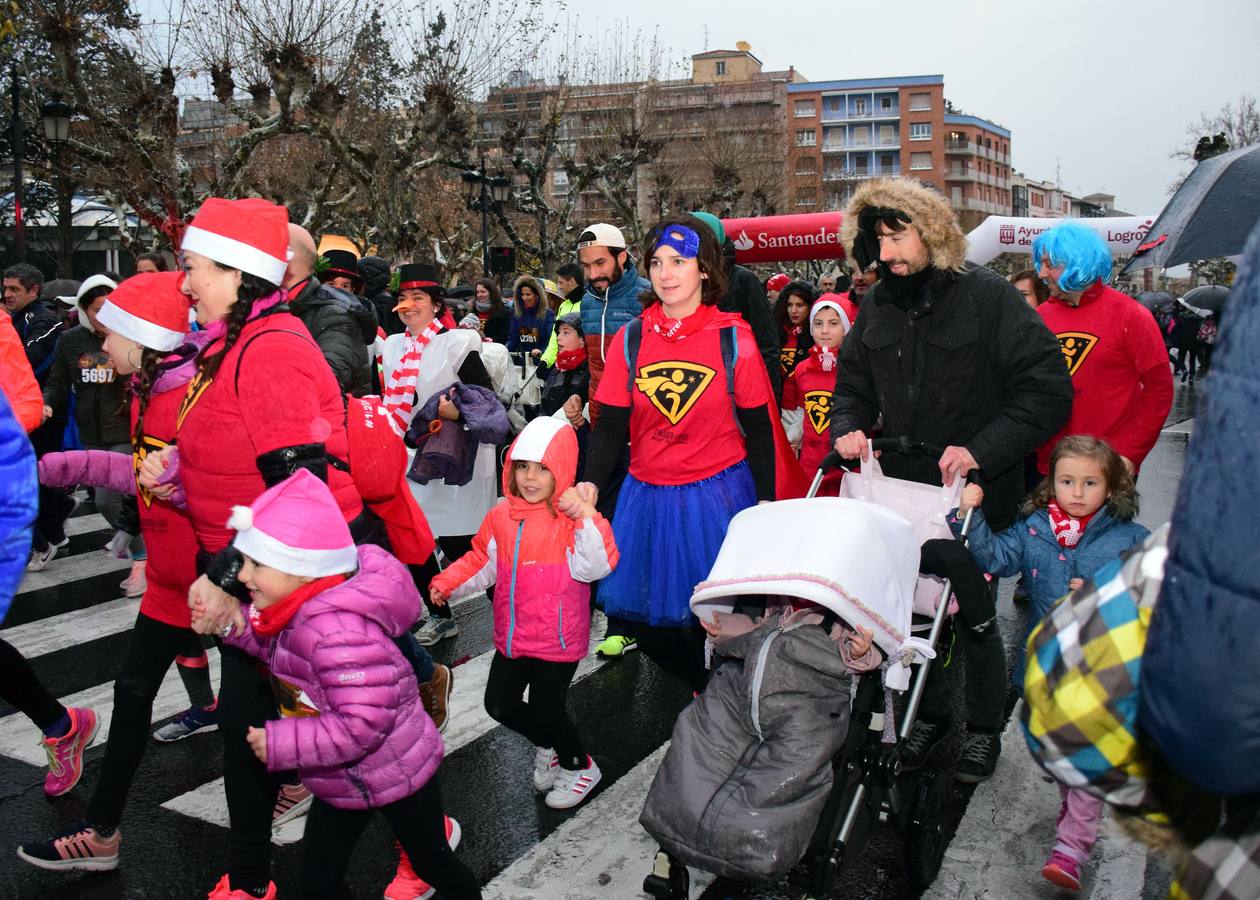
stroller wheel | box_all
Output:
[904,769,953,889]
[643,850,689,899]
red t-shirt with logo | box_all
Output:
[1036,281,1173,472]
[596,311,771,486]
[783,353,840,480]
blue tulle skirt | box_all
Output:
[598,461,757,626]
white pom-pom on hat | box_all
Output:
[227,506,254,533]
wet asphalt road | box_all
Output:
[0,384,1197,900]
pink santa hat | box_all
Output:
[228,470,357,577]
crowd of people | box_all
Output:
[0,174,1247,900]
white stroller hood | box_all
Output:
[690,498,935,690]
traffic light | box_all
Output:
[490,245,515,274]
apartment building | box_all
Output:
[942,113,1012,225]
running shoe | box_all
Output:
[1041,850,1082,891]
[953,728,1001,783]
[533,747,559,792]
[272,781,313,826]
[153,702,219,742]
[413,616,460,647]
[897,717,951,774]
[43,706,99,796]
[207,874,278,899]
[119,560,147,598]
[16,821,120,872]
[27,537,69,572]
[545,756,602,810]
[383,818,461,900]
[418,664,453,733]
[595,634,637,658]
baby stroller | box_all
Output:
[640,439,977,899]
[504,350,545,434]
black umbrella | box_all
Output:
[1136,290,1174,311]
[1182,284,1230,315]
[1121,143,1260,275]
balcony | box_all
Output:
[823,165,901,181]
[821,139,900,153]
[944,139,974,153]
[820,108,900,124]
[945,168,975,181]
[960,198,1010,215]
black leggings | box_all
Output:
[86,613,208,829]
[918,538,1007,731]
[0,637,66,733]
[300,775,480,899]
[410,536,493,620]
[636,623,709,694]
[484,652,585,770]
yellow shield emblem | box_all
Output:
[176,371,213,430]
[804,390,832,435]
[634,361,715,425]
[1056,331,1098,376]
[133,434,171,508]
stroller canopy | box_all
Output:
[692,498,922,659]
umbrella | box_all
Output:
[1121,143,1260,275]
[1181,284,1229,315]
[1135,291,1174,311]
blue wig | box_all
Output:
[1031,221,1112,292]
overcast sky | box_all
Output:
[587,0,1259,215]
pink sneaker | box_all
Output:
[120,560,147,598]
[16,821,120,871]
[1041,850,1082,891]
[383,818,461,900]
[207,874,277,898]
[42,707,99,796]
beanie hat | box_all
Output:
[766,273,790,293]
[458,313,482,330]
[689,211,725,245]
[95,272,190,352]
[228,470,357,578]
[556,311,584,339]
[181,198,291,286]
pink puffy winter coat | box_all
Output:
[225,543,441,810]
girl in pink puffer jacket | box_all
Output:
[220,469,480,899]
[431,416,618,811]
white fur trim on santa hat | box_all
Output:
[96,300,185,352]
[809,298,852,337]
[181,224,289,286]
[232,525,359,579]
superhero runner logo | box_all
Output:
[1056,331,1098,376]
[176,371,213,430]
[270,674,320,718]
[634,362,715,425]
[804,390,833,435]
[779,346,801,370]
[133,434,170,508]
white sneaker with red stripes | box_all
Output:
[544,756,602,810]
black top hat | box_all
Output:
[396,262,443,296]
[322,249,362,283]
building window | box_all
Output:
[793,100,816,118]
[880,96,893,111]
[715,61,726,75]
[909,122,932,141]
[879,153,897,174]
[1031,191,1045,206]
[910,151,933,170]
[879,125,895,145]
[909,92,931,111]
[796,190,817,207]
[852,126,869,146]
[854,98,867,115]
[985,138,992,150]
[795,158,817,176]
[795,128,817,147]
[951,186,962,204]
[553,170,569,188]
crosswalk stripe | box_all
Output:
[162,614,610,845]
[65,513,111,537]
[483,742,715,899]
[1,596,140,658]
[17,550,132,595]
[0,648,222,766]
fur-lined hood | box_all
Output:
[512,275,547,314]
[840,178,968,273]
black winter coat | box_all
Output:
[359,256,404,337]
[829,265,1072,530]
[540,360,590,418]
[289,278,377,397]
[720,264,782,402]
[42,325,130,446]
[12,299,64,387]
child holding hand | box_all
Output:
[221,470,479,900]
[953,435,1149,892]
[430,417,618,811]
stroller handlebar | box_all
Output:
[819,440,984,485]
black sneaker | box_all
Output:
[898,717,951,772]
[1011,577,1029,604]
[953,728,1000,783]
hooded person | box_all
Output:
[506,274,555,356]
[830,176,1073,784]
[359,255,404,337]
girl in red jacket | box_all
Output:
[783,297,853,495]
[431,416,618,811]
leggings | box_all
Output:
[85,613,210,829]
[32,421,75,549]
[636,622,710,695]
[917,538,1007,732]
[300,776,480,899]
[484,652,585,770]
[0,637,67,734]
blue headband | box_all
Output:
[655,225,701,259]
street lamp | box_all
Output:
[9,63,25,261]
[40,94,73,146]
[461,152,511,277]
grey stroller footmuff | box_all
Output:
[640,615,854,880]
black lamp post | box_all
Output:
[9,62,24,262]
[461,152,511,277]
[40,93,73,146]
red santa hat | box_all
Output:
[228,470,358,577]
[181,198,291,286]
[95,272,190,352]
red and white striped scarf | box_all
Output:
[383,322,441,430]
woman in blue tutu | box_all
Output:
[580,215,778,691]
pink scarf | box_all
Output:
[383,322,442,430]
